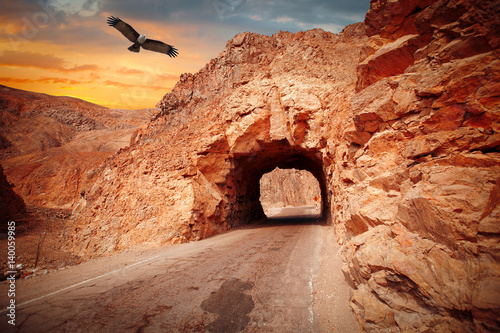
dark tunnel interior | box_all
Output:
[227,140,329,226]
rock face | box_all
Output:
[0,85,153,209]
[0,164,25,228]
[69,25,365,252]
[259,167,320,215]
[66,0,499,331]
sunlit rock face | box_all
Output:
[68,0,499,330]
[259,168,321,216]
[0,85,153,210]
[69,24,366,253]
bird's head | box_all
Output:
[138,34,146,44]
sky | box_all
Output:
[0,0,370,110]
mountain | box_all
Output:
[0,85,153,209]
[66,0,499,330]
[2,0,500,331]
[0,85,154,274]
[0,164,25,228]
[260,167,320,215]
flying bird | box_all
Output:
[107,16,178,58]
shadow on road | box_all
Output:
[246,206,326,229]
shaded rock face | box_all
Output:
[69,0,499,331]
[259,167,320,215]
[0,85,153,209]
[0,164,25,228]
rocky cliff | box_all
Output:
[259,168,320,215]
[0,164,25,229]
[67,0,499,331]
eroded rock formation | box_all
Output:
[66,0,499,331]
[0,85,153,209]
[259,168,320,215]
[69,24,364,251]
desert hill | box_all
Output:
[0,84,154,209]
[0,85,154,272]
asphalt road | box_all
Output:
[267,206,321,219]
[0,208,359,332]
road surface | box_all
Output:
[0,208,360,332]
[267,206,321,219]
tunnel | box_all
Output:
[225,140,330,226]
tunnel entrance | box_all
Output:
[259,167,322,219]
[225,140,330,226]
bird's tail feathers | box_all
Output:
[128,44,140,53]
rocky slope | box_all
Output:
[0,164,25,229]
[0,85,154,274]
[259,168,320,215]
[67,0,499,331]
[0,85,153,209]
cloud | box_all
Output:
[116,67,144,75]
[38,77,86,84]
[0,50,61,68]
[0,76,87,85]
[100,0,368,26]
[114,67,179,83]
[0,1,117,54]
[276,16,294,23]
[0,77,34,84]
[243,0,369,22]
[99,0,368,40]
[51,0,104,17]
[0,50,99,72]
[241,1,366,34]
[155,73,179,81]
[70,63,99,71]
[0,0,45,19]
[0,0,372,110]
[0,0,100,19]
[102,0,214,23]
[104,80,167,91]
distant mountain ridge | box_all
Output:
[0,84,154,209]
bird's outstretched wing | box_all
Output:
[107,16,139,43]
[142,39,179,58]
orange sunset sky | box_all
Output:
[1,0,369,110]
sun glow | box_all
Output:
[0,12,213,110]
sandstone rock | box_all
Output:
[356,34,427,91]
[259,167,321,215]
[0,85,154,209]
[364,0,436,38]
[344,121,372,146]
[3,0,496,332]
[0,164,25,226]
[342,225,478,332]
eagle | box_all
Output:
[107,16,178,58]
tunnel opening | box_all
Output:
[225,140,330,227]
[259,167,322,220]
